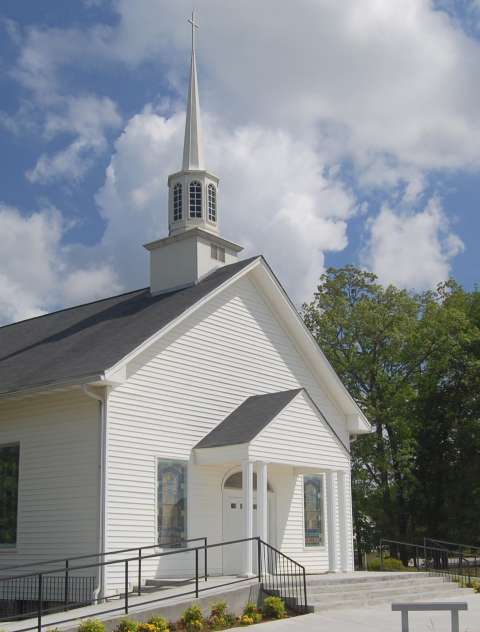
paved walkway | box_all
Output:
[244,593,480,632]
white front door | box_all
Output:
[222,492,275,575]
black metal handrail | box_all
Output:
[425,537,480,556]
[379,538,479,584]
[0,537,207,574]
[257,539,308,614]
[0,537,308,632]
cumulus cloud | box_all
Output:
[26,95,122,184]
[362,198,464,290]
[6,23,121,184]
[0,205,120,325]
[2,0,477,321]
[93,107,356,302]
[99,0,480,173]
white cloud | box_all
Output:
[26,95,122,184]
[101,0,480,173]
[0,205,121,325]
[362,198,464,290]
[11,0,480,175]
[93,107,355,303]
[2,0,476,318]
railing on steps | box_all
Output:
[379,538,480,584]
[0,537,308,632]
[257,540,308,614]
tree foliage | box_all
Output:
[302,266,480,555]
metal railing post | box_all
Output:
[303,566,308,612]
[257,538,262,582]
[125,560,129,614]
[380,539,384,571]
[204,537,207,582]
[37,573,43,632]
[64,559,69,610]
[195,548,199,598]
[138,548,142,596]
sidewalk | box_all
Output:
[243,593,480,632]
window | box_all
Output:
[210,244,226,263]
[173,183,182,221]
[224,471,272,491]
[157,460,187,547]
[303,475,324,547]
[0,444,19,547]
[189,181,202,218]
[207,184,217,222]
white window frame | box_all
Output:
[189,181,202,219]
[173,183,183,222]
[207,183,217,223]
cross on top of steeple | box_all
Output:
[188,10,199,53]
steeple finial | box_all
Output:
[182,11,204,171]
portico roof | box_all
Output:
[195,388,302,449]
[195,387,350,469]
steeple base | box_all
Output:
[144,228,243,295]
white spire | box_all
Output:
[182,11,204,171]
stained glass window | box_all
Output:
[0,444,19,546]
[303,475,324,547]
[157,460,187,547]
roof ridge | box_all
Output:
[0,287,149,332]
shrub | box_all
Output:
[148,616,169,632]
[242,603,262,624]
[208,602,236,630]
[181,605,204,632]
[262,596,286,620]
[78,620,106,632]
[136,625,157,632]
[368,557,406,572]
[115,620,139,632]
[239,615,254,626]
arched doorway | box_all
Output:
[222,470,276,575]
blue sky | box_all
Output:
[0,0,479,325]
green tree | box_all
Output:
[302,266,479,559]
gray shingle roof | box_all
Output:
[0,257,258,396]
[195,388,302,448]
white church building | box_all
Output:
[0,20,370,602]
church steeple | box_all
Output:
[182,13,204,171]
[144,13,243,295]
[167,11,219,238]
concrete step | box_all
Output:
[306,572,428,587]
[145,578,194,587]
[311,586,474,612]
[308,577,453,595]
[131,578,195,594]
[310,581,465,603]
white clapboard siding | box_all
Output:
[105,275,352,590]
[250,390,350,469]
[0,389,100,580]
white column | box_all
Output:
[326,470,340,572]
[257,462,268,543]
[337,470,350,572]
[242,459,254,576]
